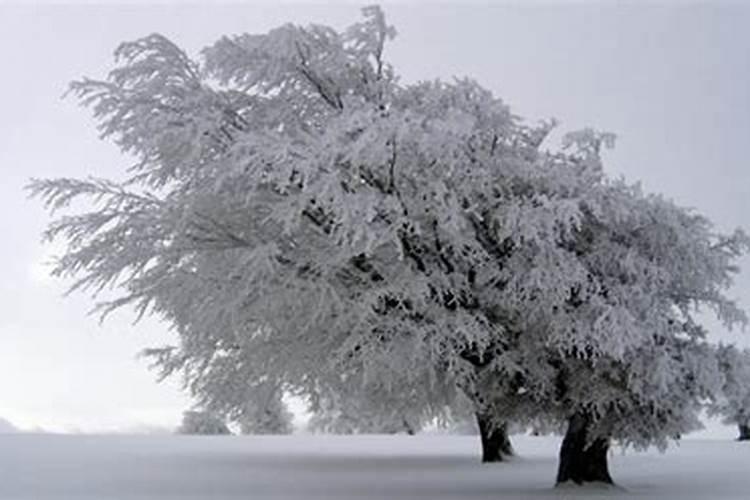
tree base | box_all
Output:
[476,413,513,463]
[555,413,613,485]
[738,424,750,441]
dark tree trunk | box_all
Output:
[738,423,750,441]
[556,412,613,485]
[403,419,416,436]
[476,412,513,463]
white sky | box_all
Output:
[0,1,749,433]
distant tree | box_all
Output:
[167,348,295,435]
[712,344,750,441]
[307,365,457,435]
[29,5,748,487]
[447,414,479,436]
[177,410,231,435]
[236,385,294,435]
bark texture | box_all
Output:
[476,412,513,463]
[556,412,613,485]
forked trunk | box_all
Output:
[738,422,750,441]
[476,412,513,463]
[556,412,613,485]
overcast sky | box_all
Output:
[0,0,748,434]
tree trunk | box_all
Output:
[403,419,416,436]
[738,422,750,441]
[556,412,613,485]
[476,412,513,463]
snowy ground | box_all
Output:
[1,434,748,499]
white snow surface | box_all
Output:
[1,434,748,499]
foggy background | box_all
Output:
[0,0,748,434]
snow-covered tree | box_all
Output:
[712,344,750,441]
[535,175,748,484]
[29,5,549,459]
[177,410,231,435]
[29,5,748,487]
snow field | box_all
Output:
[1,434,748,499]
